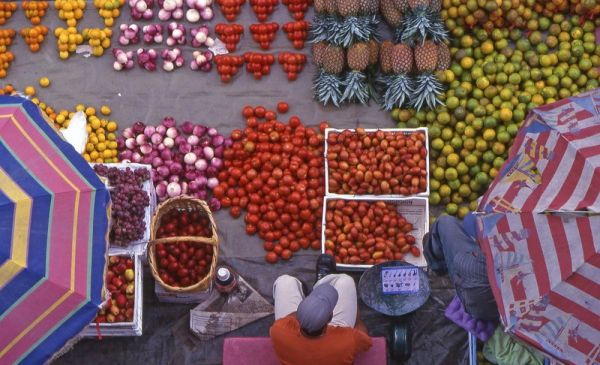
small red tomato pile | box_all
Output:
[249,22,279,50]
[324,200,420,265]
[278,52,306,81]
[327,129,428,196]
[215,54,245,83]
[213,104,329,263]
[244,52,275,79]
[216,0,245,21]
[282,0,311,20]
[214,23,244,52]
[95,256,135,323]
[154,210,214,287]
[282,20,308,49]
[249,0,278,22]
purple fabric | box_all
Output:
[223,337,387,365]
[444,296,496,342]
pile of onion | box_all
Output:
[117,117,229,210]
[214,104,329,263]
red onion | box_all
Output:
[210,157,222,169]
[197,190,207,200]
[181,121,194,134]
[211,134,224,146]
[199,136,211,147]
[162,117,176,128]
[167,182,181,197]
[163,137,174,148]
[156,125,167,135]
[144,125,156,137]
[133,121,145,134]
[202,146,214,160]
[125,138,136,149]
[194,158,207,171]
[192,125,206,136]
[150,149,159,158]
[187,135,199,145]
[185,171,197,180]
[224,138,233,148]
[152,156,163,167]
[169,175,180,183]
[132,152,142,162]
[178,143,192,154]
[184,152,197,165]
[136,134,147,145]
[160,149,172,160]
[151,132,163,145]
[206,165,217,177]
[214,145,224,158]
[156,181,168,198]
[208,197,221,211]
[119,150,133,160]
[181,181,189,194]
[157,165,170,177]
[166,127,179,138]
[207,127,217,137]
[164,160,173,167]
[195,176,207,187]
[123,127,134,139]
[140,144,153,155]
[169,162,182,175]
[207,177,218,189]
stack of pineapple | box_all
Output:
[311,0,380,106]
[378,0,449,111]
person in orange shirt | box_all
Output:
[270,254,372,365]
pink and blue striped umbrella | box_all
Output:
[476,88,600,365]
[0,95,110,364]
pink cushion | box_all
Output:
[223,336,387,365]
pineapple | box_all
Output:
[359,0,379,15]
[341,42,371,104]
[337,0,360,17]
[392,0,409,12]
[378,42,414,110]
[414,40,437,72]
[428,0,441,11]
[322,45,345,75]
[380,0,403,28]
[412,41,444,110]
[408,0,428,10]
[314,0,327,13]
[312,41,328,68]
[436,42,450,70]
[379,40,394,74]
[323,0,338,15]
[347,42,370,72]
[367,39,379,66]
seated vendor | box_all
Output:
[423,213,498,321]
[270,254,372,365]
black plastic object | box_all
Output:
[391,318,412,362]
[358,261,431,316]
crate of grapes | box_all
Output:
[92,163,157,256]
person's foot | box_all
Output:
[315,254,336,283]
[422,233,448,276]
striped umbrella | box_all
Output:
[0,95,110,364]
[475,88,600,365]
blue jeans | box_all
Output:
[424,215,499,321]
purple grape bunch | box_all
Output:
[94,165,151,246]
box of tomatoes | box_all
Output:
[321,196,429,270]
[324,128,429,198]
[83,253,143,337]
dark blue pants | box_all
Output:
[424,215,499,321]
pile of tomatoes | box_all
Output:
[154,210,214,287]
[249,22,279,50]
[324,200,420,265]
[214,54,245,83]
[249,0,278,22]
[282,0,311,20]
[282,20,308,49]
[214,23,243,52]
[215,0,245,21]
[278,52,306,81]
[244,52,275,79]
[214,103,328,263]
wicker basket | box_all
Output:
[148,195,218,293]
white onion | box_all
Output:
[184,152,197,165]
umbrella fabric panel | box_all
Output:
[477,212,600,365]
[0,96,110,365]
[479,89,600,214]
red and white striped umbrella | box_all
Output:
[476,88,600,365]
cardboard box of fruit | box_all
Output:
[321,196,429,270]
[91,162,157,256]
[82,253,143,337]
[324,128,430,198]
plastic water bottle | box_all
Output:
[215,266,238,293]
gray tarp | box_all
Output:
[5,4,468,364]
